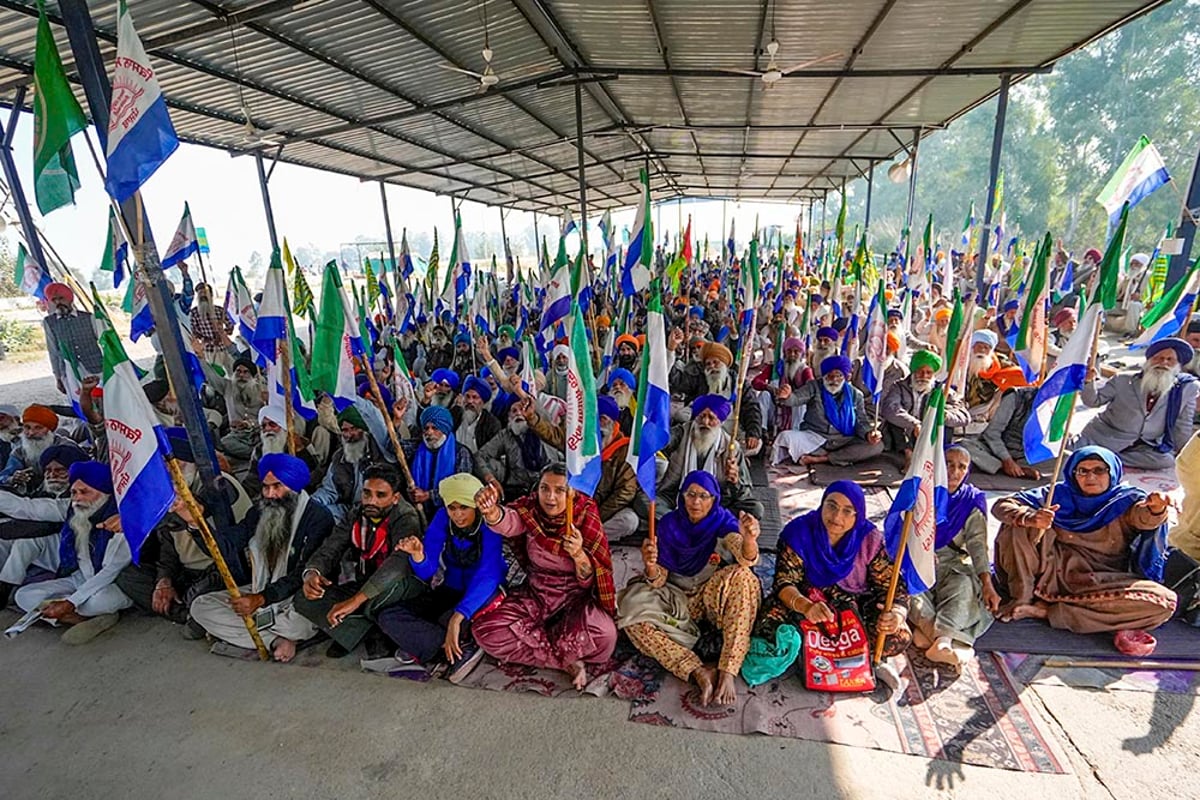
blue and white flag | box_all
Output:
[443,211,471,305]
[883,387,949,594]
[564,301,602,495]
[400,227,414,283]
[225,266,258,347]
[13,244,52,300]
[1023,303,1102,464]
[541,236,572,333]
[104,0,178,203]
[252,248,288,362]
[858,281,888,401]
[1130,264,1200,351]
[160,202,199,268]
[626,282,671,497]
[620,169,653,297]
[126,276,155,341]
[561,207,578,237]
[1097,136,1171,225]
[98,327,175,560]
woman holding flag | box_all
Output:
[991,446,1177,651]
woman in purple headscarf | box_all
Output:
[755,479,911,663]
[618,471,762,707]
[908,444,997,668]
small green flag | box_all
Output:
[32,0,87,214]
[1093,203,1129,310]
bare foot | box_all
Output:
[800,454,829,466]
[691,665,717,706]
[565,660,588,691]
[1001,602,1048,622]
[1021,467,1041,480]
[713,670,737,707]
[272,637,297,663]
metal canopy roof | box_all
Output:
[0,0,1170,213]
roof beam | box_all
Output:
[648,150,895,161]
[580,64,1051,79]
[142,0,300,50]
[507,0,682,196]
[738,0,772,179]
[355,0,627,189]
[179,0,625,206]
[642,0,709,193]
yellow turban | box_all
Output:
[438,473,483,508]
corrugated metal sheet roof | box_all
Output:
[0,0,1170,212]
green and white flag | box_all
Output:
[32,0,87,214]
[564,301,601,495]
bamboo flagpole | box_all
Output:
[278,342,298,457]
[163,457,270,660]
[358,354,416,491]
[874,508,913,664]
[727,305,758,450]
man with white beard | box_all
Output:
[780,355,884,466]
[881,351,971,465]
[656,395,763,521]
[1073,338,1199,469]
[199,355,266,461]
[0,405,72,493]
[544,345,572,401]
[425,368,461,412]
[685,342,764,457]
[477,401,558,501]
[311,403,389,526]
[0,444,88,606]
[189,282,234,361]
[190,454,334,662]
[808,327,841,375]
[13,462,133,644]
[0,404,21,468]
[1183,320,1200,379]
[606,368,638,433]
[242,405,326,498]
[962,329,1023,435]
[402,406,475,519]
[456,376,502,455]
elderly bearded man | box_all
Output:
[199,355,267,461]
[403,406,475,519]
[0,405,72,492]
[190,454,334,662]
[14,461,133,644]
[881,350,970,462]
[781,355,884,466]
[1072,338,1199,470]
[311,402,390,525]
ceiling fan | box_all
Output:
[237,102,285,147]
[438,45,502,93]
[724,40,843,88]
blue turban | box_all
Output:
[597,395,620,422]
[816,326,839,341]
[608,367,638,392]
[356,379,393,411]
[420,405,454,434]
[163,427,194,462]
[1146,337,1195,365]
[258,453,310,493]
[971,329,998,349]
[69,460,113,494]
[430,368,461,391]
[1002,299,1020,312]
[454,331,470,346]
[689,306,705,319]
[497,346,520,365]
[691,394,732,422]
[886,308,903,319]
[820,355,852,377]
[463,375,492,404]
[40,443,88,471]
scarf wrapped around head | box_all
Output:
[656,471,740,577]
[430,368,461,391]
[1013,446,1145,534]
[780,480,876,590]
[413,407,459,494]
[510,490,616,612]
[258,453,310,492]
[937,444,988,550]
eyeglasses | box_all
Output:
[1074,466,1109,478]
[683,491,714,502]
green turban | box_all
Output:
[909,350,942,373]
[337,405,367,431]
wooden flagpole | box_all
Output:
[874,508,913,664]
[358,354,415,491]
[164,457,270,661]
[727,306,758,450]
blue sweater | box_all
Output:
[409,509,504,619]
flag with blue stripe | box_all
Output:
[1023,303,1101,464]
[621,169,653,297]
[627,281,671,497]
[161,203,199,268]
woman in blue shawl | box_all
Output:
[751,479,912,675]
[908,445,997,668]
[617,471,761,708]
[992,446,1176,644]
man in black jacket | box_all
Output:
[190,454,333,662]
[293,464,424,657]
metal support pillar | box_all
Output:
[1,87,49,271]
[1167,146,1200,286]
[863,160,876,236]
[498,207,513,286]
[904,128,921,237]
[977,75,1011,295]
[255,151,279,252]
[379,180,399,296]
[574,76,588,258]
[57,0,231,528]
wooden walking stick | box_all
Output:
[727,306,759,450]
[357,354,416,490]
[164,457,270,661]
[874,508,913,665]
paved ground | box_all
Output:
[1,342,1197,799]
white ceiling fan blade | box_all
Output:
[721,68,766,78]
[779,52,844,76]
[438,63,485,79]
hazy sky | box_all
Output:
[2,111,839,287]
